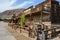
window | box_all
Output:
[44,7,47,10]
[37,8,39,11]
[44,4,48,10]
[45,4,47,7]
[53,4,57,12]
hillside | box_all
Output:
[0,9,24,19]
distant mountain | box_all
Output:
[0,9,24,19]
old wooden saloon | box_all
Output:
[24,0,60,28]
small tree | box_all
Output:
[20,14,25,33]
[20,14,25,27]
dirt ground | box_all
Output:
[7,26,33,40]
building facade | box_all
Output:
[24,0,60,26]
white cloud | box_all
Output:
[0,0,17,12]
[0,0,34,13]
[8,1,34,9]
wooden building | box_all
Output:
[24,0,60,26]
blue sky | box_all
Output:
[0,0,60,12]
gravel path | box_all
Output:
[0,21,16,40]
